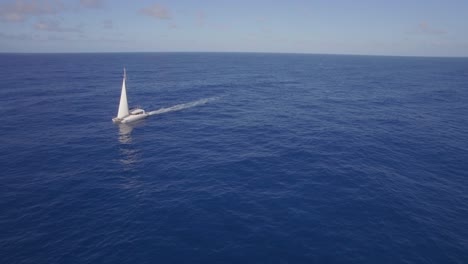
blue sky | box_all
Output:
[0,0,467,56]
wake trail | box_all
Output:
[147,97,218,116]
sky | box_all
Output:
[0,0,467,56]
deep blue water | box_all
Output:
[1,53,468,263]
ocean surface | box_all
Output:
[1,53,468,264]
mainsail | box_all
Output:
[117,68,129,118]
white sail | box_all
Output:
[117,68,129,118]
[112,68,149,124]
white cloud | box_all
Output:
[0,0,65,22]
[139,4,171,20]
[0,32,34,40]
[34,19,82,33]
[410,22,447,36]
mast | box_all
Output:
[117,68,129,118]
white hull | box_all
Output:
[113,113,149,124]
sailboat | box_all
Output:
[112,68,148,124]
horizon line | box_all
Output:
[0,51,467,59]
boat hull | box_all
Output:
[113,113,149,124]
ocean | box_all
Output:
[1,53,467,263]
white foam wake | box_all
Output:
[147,97,218,116]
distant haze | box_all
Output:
[1,0,467,57]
